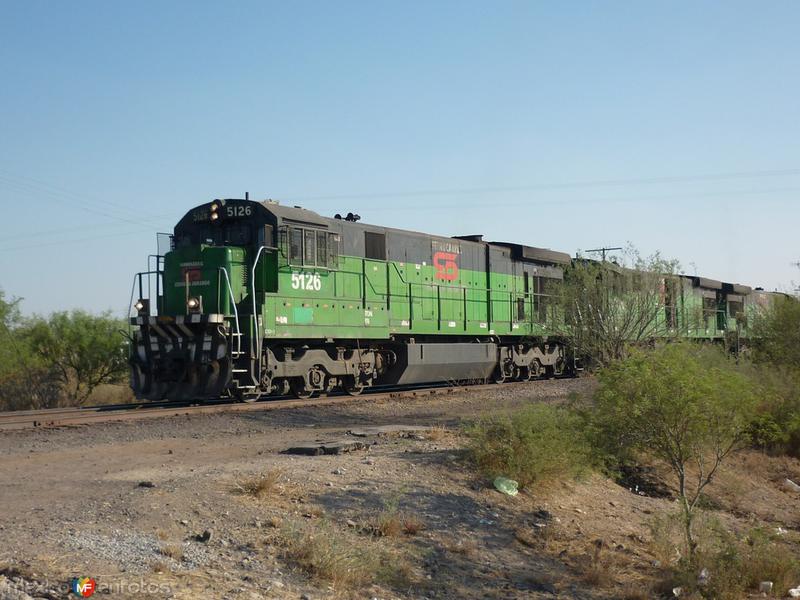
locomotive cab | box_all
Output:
[129,198,280,400]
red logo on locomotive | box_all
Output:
[181,267,202,283]
[433,251,459,281]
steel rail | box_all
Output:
[0,378,568,432]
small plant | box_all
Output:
[465,403,595,488]
[401,514,425,536]
[149,560,168,574]
[234,468,287,499]
[582,540,613,587]
[159,543,183,560]
[373,511,403,537]
[656,521,800,600]
[277,519,412,590]
[441,537,477,556]
[426,424,449,441]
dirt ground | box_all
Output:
[0,378,798,600]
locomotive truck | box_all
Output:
[128,197,781,401]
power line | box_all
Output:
[585,247,623,262]
[349,185,800,212]
[0,228,155,253]
[0,172,169,229]
[280,167,800,202]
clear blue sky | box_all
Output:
[1,1,798,315]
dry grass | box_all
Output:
[425,424,450,441]
[159,544,183,560]
[441,537,478,557]
[581,541,614,587]
[619,582,653,600]
[367,509,425,537]
[84,384,136,407]
[150,560,168,574]
[234,468,288,500]
[373,511,403,537]
[277,519,412,590]
[514,527,539,548]
[402,514,425,536]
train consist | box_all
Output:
[128,197,781,401]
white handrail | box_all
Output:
[219,267,242,356]
[251,246,267,383]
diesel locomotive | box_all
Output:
[128,197,780,401]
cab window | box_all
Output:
[303,230,316,265]
[289,229,303,265]
[287,227,339,268]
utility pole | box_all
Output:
[585,246,623,262]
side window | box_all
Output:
[303,230,316,266]
[365,231,386,260]
[289,228,303,265]
[258,224,274,248]
[328,233,340,268]
[316,231,328,267]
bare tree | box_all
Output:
[559,246,681,367]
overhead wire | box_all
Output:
[281,167,800,202]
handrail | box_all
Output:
[251,246,267,384]
[219,267,242,357]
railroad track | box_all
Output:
[0,380,553,431]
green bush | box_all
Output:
[465,403,595,488]
[662,523,800,600]
[592,343,758,561]
[751,295,800,369]
[742,365,800,457]
[0,289,129,410]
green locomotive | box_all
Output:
[129,197,571,400]
[128,197,782,401]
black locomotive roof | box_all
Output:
[488,242,572,265]
[692,276,723,290]
[259,201,571,265]
[723,282,752,295]
[260,202,329,227]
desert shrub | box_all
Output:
[661,522,800,600]
[740,366,800,458]
[0,364,63,411]
[465,403,595,488]
[234,469,289,499]
[26,310,128,405]
[751,295,800,369]
[0,291,130,410]
[592,343,758,561]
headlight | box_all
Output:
[134,299,148,314]
[187,297,200,311]
[210,212,219,221]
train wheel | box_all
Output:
[342,377,364,396]
[275,378,291,396]
[290,378,315,399]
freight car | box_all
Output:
[128,197,782,401]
